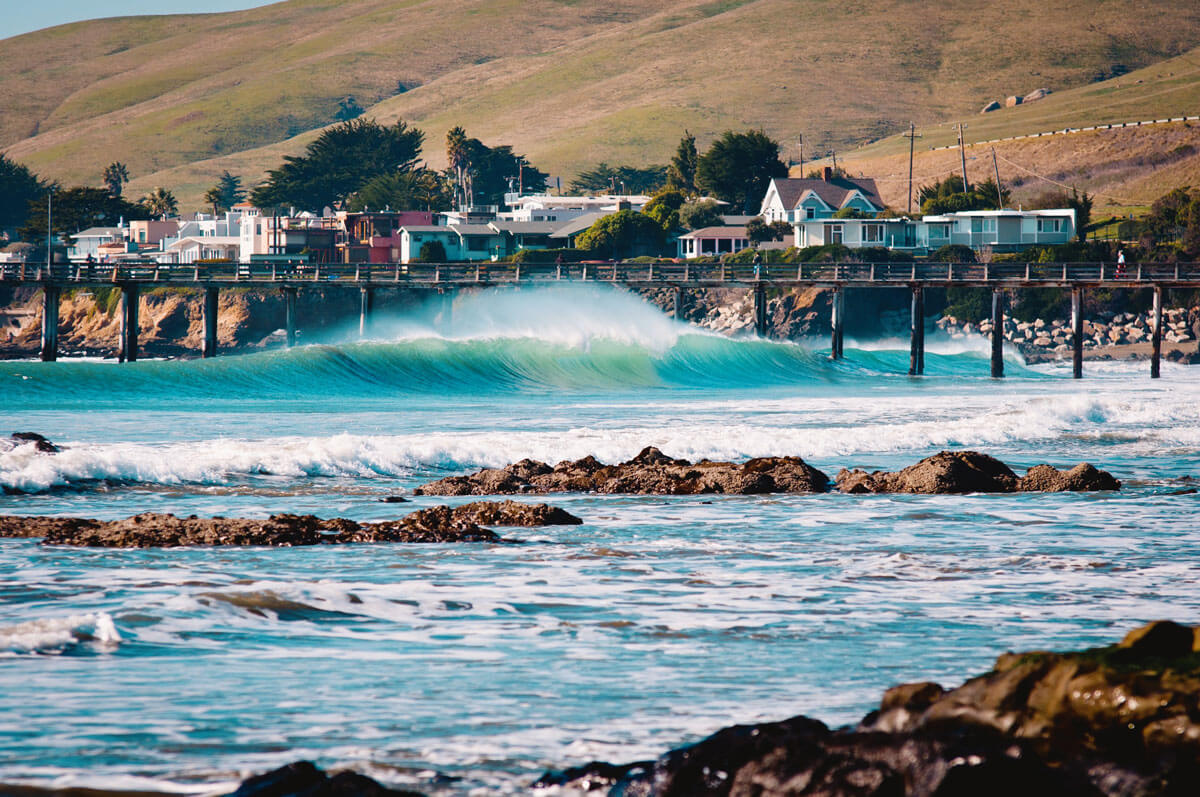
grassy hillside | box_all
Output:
[835,49,1200,215]
[3,0,1199,211]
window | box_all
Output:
[1037,218,1064,233]
[928,224,950,239]
[862,223,884,243]
[828,224,844,244]
[970,217,997,233]
[465,236,489,252]
[805,206,816,219]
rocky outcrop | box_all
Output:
[230,760,423,796]
[0,501,581,547]
[836,450,1120,493]
[4,432,60,453]
[414,447,830,496]
[537,621,1200,796]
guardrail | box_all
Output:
[3,260,1199,286]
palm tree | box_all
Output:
[102,162,130,197]
[202,186,224,216]
[446,126,471,211]
[141,187,178,219]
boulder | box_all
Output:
[1006,94,1023,107]
[1019,463,1121,491]
[1024,87,1052,102]
[451,499,582,526]
[981,100,1002,113]
[230,760,423,796]
[4,432,59,453]
[835,451,1019,494]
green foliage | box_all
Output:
[348,169,452,212]
[695,129,788,214]
[19,186,149,242]
[446,126,471,210]
[568,163,667,194]
[931,244,976,263]
[140,186,178,218]
[334,96,364,121]
[102,162,130,197]
[508,247,589,264]
[440,128,548,208]
[203,171,246,214]
[0,154,49,233]
[1028,187,1093,239]
[250,118,426,210]
[918,175,1009,214]
[643,188,687,233]
[574,210,664,259]
[943,288,991,323]
[794,243,852,262]
[745,217,792,245]
[418,240,447,262]
[1140,187,1200,257]
[833,206,871,219]
[666,131,698,195]
[678,198,724,231]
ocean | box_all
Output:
[2,284,1198,795]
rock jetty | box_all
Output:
[414,446,830,496]
[536,620,1200,796]
[836,450,1121,494]
[0,501,581,547]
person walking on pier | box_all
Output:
[1116,249,1126,279]
[753,250,763,280]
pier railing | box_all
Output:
[4,260,1199,288]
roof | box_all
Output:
[768,177,883,211]
[71,227,124,239]
[678,226,749,239]
[721,215,756,225]
[548,212,606,238]
[401,226,457,233]
[164,236,240,251]
[488,221,561,234]
[451,224,504,235]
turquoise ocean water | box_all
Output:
[1,285,1198,794]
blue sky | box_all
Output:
[2,1,276,41]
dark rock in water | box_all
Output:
[231,760,424,796]
[452,499,582,526]
[836,451,1120,494]
[415,447,829,496]
[546,621,1200,796]
[1018,462,1121,491]
[532,760,651,791]
[7,500,582,546]
[380,496,409,503]
[7,432,59,453]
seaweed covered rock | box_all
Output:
[416,447,830,496]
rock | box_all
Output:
[981,100,1002,113]
[416,447,830,496]
[1006,94,1023,107]
[1019,463,1121,492]
[332,506,501,544]
[1023,87,1052,102]
[4,432,59,453]
[380,496,410,503]
[451,499,582,526]
[836,453,1120,494]
[836,451,1019,494]
[230,760,423,796]
[0,515,98,539]
[566,622,1200,797]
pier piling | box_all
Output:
[40,286,60,362]
[673,286,684,320]
[119,283,139,363]
[202,287,219,358]
[990,290,1004,378]
[753,284,767,337]
[283,287,297,347]
[359,287,375,339]
[1151,286,1163,379]
[909,286,925,375]
[830,288,845,359]
[1071,287,1083,379]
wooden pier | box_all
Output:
[4,259,1198,377]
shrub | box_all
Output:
[419,240,447,262]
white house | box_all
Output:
[791,208,1076,254]
[399,224,508,263]
[677,226,751,259]
[68,227,125,261]
[498,193,649,224]
[759,170,884,223]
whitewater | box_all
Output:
[1,284,1198,795]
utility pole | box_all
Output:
[902,123,922,214]
[798,134,803,174]
[991,148,1004,209]
[831,149,839,176]
[46,190,52,271]
[957,122,970,191]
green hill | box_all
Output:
[2,0,1199,210]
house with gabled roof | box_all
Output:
[759,168,884,224]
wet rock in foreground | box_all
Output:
[540,621,1200,796]
[836,450,1121,494]
[230,760,423,796]
[415,446,830,496]
[3,432,60,453]
[1,501,579,547]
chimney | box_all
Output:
[822,166,833,182]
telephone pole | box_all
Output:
[991,148,1004,209]
[957,122,970,191]
[902,123,922,214]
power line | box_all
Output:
[991,151,1138,204]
